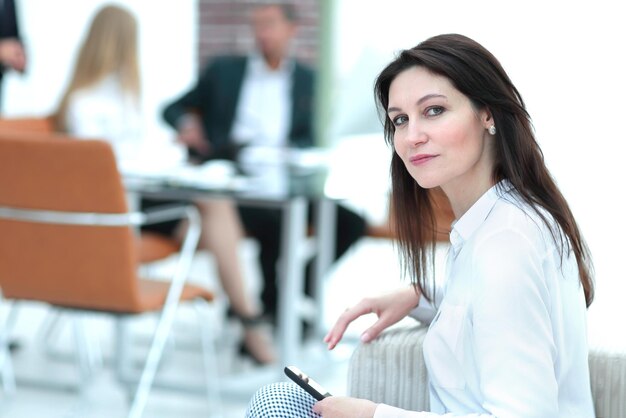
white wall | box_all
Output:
[328,0,626,310]
[4,0,624,310]
[2,0,197,153]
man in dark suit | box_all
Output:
[0,0,27,111]
[162,3,365,323]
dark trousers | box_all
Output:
[238,202,366,320]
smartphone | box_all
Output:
[284,366,332,401]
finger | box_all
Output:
[324,302,375,349]
[361,313,395,343]
[324,327,345,350]
[312,397,330,414]
[311,401,322,414]
[323,318,349,350]
[324,314,355,350]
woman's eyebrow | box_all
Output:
[417,93,447,106]
[387,94,447,114]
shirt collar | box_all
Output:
[449,180,512,254]
[248,51,294,75]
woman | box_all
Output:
[54,4,275,365]
[246,34,595,417]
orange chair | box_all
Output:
[0,134,220,417]
[0,120,179,263]
[0,116,56,134]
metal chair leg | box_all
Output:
[0,299,17,395]
[126,309,179,418]
[0,344,16,395]
[35,308,65,358]
[114,317,133,387]
[71,314,103,387]
[195,299,223,418]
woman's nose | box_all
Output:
[406,121,427,147]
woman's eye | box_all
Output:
[425,106,444,117]
[392,115,408,126]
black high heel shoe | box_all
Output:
[227,308,276,365]
[237,340,268,366]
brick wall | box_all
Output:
[198,0,320,70]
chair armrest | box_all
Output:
[138,204,201,270]
[348,324,430,412]
[0,203,197,228]
[589,343,626,418]
[348,324,626,418]
[140,204,198,226]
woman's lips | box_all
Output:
[409,154,437,165]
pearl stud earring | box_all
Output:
[488,125,497,135]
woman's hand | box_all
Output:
[324,287,420,350]
[313,396,377,418]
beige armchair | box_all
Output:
[348,325,626,418]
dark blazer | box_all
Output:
[162,55,315,162]
[0,0,21,84]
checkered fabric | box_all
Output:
[246,382,321,418]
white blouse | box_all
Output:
[65,74,142,165]
[375,182,594,418]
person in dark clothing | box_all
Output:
[0,0,27,111]
[162,3,366,321]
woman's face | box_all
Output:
[388,66,495,198]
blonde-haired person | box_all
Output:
[54,4,141,163]
[54,4,275,365]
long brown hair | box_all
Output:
[54,5,140,131]
[374,34,594,307]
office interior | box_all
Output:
[1,1,625,417]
